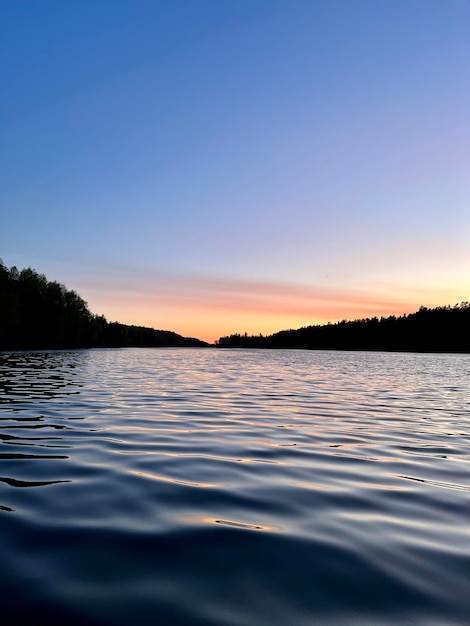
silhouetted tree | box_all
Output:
[0,260,208,350]
[217,303,470,353]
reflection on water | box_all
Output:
[0,348,469,625]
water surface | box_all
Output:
[0,348,469,625]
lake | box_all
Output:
[0,348,469,625]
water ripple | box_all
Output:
[0,348,469,625]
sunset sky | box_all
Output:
[1,0,469,342]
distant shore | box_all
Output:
[0,261,207,351]
[1,261,468,353]
[216,303,470,353]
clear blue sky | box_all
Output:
[1,0,469,341]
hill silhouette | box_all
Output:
[217,304,470,353]
[0,261,207,350]
[2,260,468,353]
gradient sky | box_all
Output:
[1,0,469,342]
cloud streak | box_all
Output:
[79,267,410,313]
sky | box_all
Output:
[1,0,469,342]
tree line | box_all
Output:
[217,304,470,353]
[0,261,207,350]
[2,260,468,353]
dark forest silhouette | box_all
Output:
[0,261,207,350]
[1,260,469,353]
[217,303,470,353]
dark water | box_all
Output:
[0,348,469,626]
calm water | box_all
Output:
[0,348,469,626]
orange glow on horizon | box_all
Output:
[73,270,470,343]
